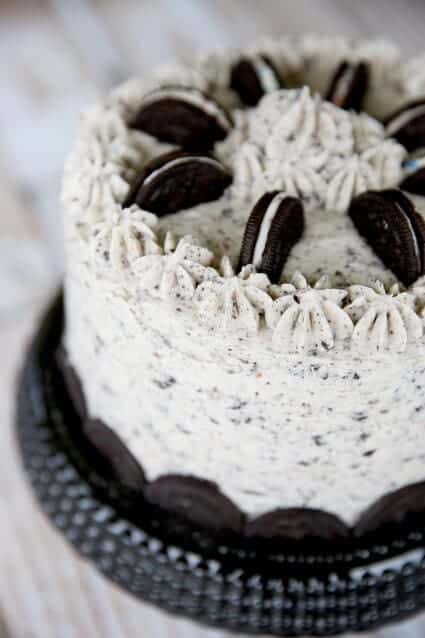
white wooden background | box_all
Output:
[2,1,425,637]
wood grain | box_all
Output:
[2,1,425,636]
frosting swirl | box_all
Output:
[346,281,423,352]
[224,88,405,212]
[270,272,353,353]
[132,235,213,300]
[91,205,160,273]
[62,34,425,355]
[195,258,272,334]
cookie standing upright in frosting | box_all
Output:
[385,99,425,151]
[325,61,369,111]
[230,54,284,106]
[238,191,304,283]
[349,189,425,286]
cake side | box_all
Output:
[64,259,425,525]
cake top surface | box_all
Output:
[62,34,425,356]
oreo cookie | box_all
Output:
[124,150,231,215]
[385,99,425,151]
[83,418,145,492]
[56,347,87,420]
[245,508,349,541]
[144,475,244,533]
[325,61,369,111]
[131,86,231,151]
[355,481,425,537]
[230,54,283,106]
[238,191,304,283]
[401,150,425,196]
[401,167,425,196]
[348,188,425,286]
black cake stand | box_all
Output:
[15,294,425,636]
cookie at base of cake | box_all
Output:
[57,349,425,542]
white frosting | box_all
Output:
[270,272,353,353]
[346,281,423,352]
[223,88,405,213]
[91,205,160,273]
[195,259,272,334]
[403,52,425,99]
[62,35,425,524]
[131,234,214,300]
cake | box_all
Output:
[61,34,425,540]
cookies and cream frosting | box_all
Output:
[62,69,420,354]
[62,35,425,525]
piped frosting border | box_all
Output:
[62,34,425,354]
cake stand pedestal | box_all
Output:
[15,294,425,637]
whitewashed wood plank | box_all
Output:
[51,0,127,87]
[0,8,100,267]
[0,171,53,322]
[88,0,196,72]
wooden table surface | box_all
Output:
[2,2,425,636]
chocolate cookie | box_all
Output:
[348,188,425,286]
[355,481,425,536]
[325,61,369,111]
[124,150,232,215]
[385,99,425,151]
[401,167,425,196]
[245,508,349,541]
[401,151,425,196]
[56,347,87,420]
[238,191,304,283]
[83,418,145,492]
[144,475,244,533]
[230,54,283,106]
[131,86,231,151]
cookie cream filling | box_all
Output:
[394,201,422,266]
[330,64,356,106]
[252,56,281,94]
[62,34,425,525]
[252,191,287,267]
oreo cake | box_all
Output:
[61,35,425,541]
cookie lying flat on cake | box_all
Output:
[238,191,304,283]
[124,150,232,215]
[131,86,232,151]
[349,189,425,286]
[230,54,284,106]
[325,61,369,111]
